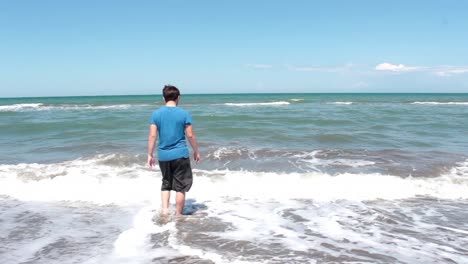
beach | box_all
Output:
[1,93,468,263]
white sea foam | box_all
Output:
[0,103,43,111]
[0,157,159,205]
[2,157,468,263]
[56,104,134,110]
[282,202,468,263]
[193,179,468,263]
[1,157,467,205]
[411,101,468,105]
[327,102,353,105]
[192,169,468,201]
[293,151,376,171]
[0,198,133,264]
[110,205,257,264]
[0,103,143,112]
[108,206,181,264]
[289,98,304,102]
[207,146,257,160]
[224,101,290,106]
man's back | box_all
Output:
[151,106,193,161]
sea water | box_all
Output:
[1,93,468,263]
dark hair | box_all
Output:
[162,85,180,102]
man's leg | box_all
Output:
[175,192,186,216]
[161,191,170,215]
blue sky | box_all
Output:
[1,0,467,97]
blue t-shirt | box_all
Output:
[150,106,193,161]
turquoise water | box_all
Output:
[1,93,468,164]
[1,94,468,263]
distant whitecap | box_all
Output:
[224,101,290,106]
[327,102,353,105]
[411,101,468,105]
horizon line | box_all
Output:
[2,91,468,99]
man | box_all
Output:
[147,85,201,216]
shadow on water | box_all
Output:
[183,199,208,215]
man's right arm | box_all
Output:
[147,124,158,168]
[185,125,201,163]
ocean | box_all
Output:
[1,93,467,264]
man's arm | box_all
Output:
[185,125,201,163]
[147,124,158,168]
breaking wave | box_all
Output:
[0,103,149,112]
[1,155,467,204]
[327,102,353,105]
[411,102,468,105]
[224,101,290,106]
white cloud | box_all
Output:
[434,68,468,77]
[375,62,420,72]
[246,64,273,69]
[289,66,331,72]
[352,81,369,88]
[375,62,468,77]
[288,63,355,73]
[250,62,468,78]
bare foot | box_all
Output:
[160,208,169,216]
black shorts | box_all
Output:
[159,157,193,192]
